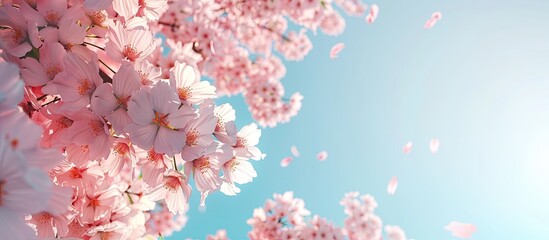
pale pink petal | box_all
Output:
[91,83,117,116]
[125,123,158,150]
[280,157,293,167]
[150,81,180,114]
[403,141,413,154]
[153,127,185,155]
[317,151,328,161]
[444,221,477,238]
[425,12,442,29]
[387,176,398,195]
[290,145,300,157]
[365,4,379,24]
[329,43,345,59]
[432,11,443,20]
[430,138,440,154]
[127,89,154,125]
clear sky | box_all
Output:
[172,0,549,239]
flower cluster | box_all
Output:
[0,1,264,239]
[0,60,71,239]
[157,0,370,127]
[246,192,407,240]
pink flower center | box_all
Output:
[193,157,210,172]
[12,28,23,43]
[186,129,199,146]
[89,120,104,136]
[90,11,106,26]
[114,142,129,155]
[10,139,18,149]
[147,149,164,163]
[46,65,61,79]
[123,45,139,62]
[215,119,224,132]
[0,181,4,206]
[234,137,247,148]
[57,116,74,128]
[45,11,59,26]
[116,95,130,108]
[139,72,151,85]
[78,79,92,96]
[224,157,238,172]
[69,167,84,179]
[164,176,180,192]
[153,112,172,129]
[100,232,113,240]
[36,212,53,224]
[88,197,100,207]
[177,87,191,101]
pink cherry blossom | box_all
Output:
[20,42,66,86]
[387,176,398,195]
[145,203,188,237]
[233,123,265,160]
[147,170,192,214]
[169,61,216,105]
[126,81,195,155]
[385,225,407,240]
[207,229,229,240]
[445,221,477,238]
[330,42,345,59]
[182,101,217,148]
[42,53,103,111]
[182,142,232,205]
[91,61,141,134]
[105,22,156,62]
[213,103,238,145]
[0,4,40,57]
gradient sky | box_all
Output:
[172,1,549,239]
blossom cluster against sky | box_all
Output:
[175,0,549,239]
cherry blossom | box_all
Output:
[445,221,477,238]
[246,192,407,240]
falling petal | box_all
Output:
[290,145,300,157]
[403,142,413,154]
[425,11,442,29]
[330,43,345,59]
[280,157,293,167]
[387,176,398,195]
[317,151,328,161]
[365,4,379,24]
[444,221,477,238]
[430,138,440,154]
[432,11,443,20]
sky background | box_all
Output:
[172,0,549,239]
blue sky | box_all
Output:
[172,1,549,239]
